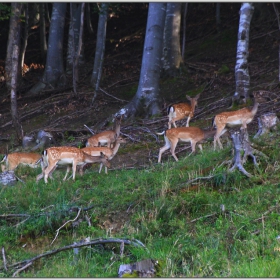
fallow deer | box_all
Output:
[157,127,215,163]
[213,99,259,150]
[86,116,122,148]
[167,93,200,129]
[36,146,110,183]
[81,136,127,174]
[0,152,44,172]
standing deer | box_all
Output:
[36,146,110,183]
[167,93,200,129]
[213,100,259,150]
[81,136,127,174]
[86,116,122,148]
[157,127,215,163]
[0,152,44,172]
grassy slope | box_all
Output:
[1,130,280,277]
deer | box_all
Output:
[157,127,216,163]
[81,136,127,174]
[213,99,259,150]
[167,93,200,129]
[86,116,122,148]
[36,146,111,183]
[0,152,44,172]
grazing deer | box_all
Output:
[86,116,122,148]
[81,136,126,174]
[157,127,215,163]
[0,152,44,172]
[36,146,110,183]
[167,93,200,129]
[213,99,259,150]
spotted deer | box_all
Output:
[213,99,259,150]
[86,116,122,148]
[157,127,215,163]
[167,93,200,129]
[36,146,110,183]
[81,136,127,174]
[0,152,44,172]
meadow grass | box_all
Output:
[1,135,280,277]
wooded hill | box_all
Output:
[1,3,280,277]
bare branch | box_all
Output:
[51,207,82,245]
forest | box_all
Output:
[1,2,280,277]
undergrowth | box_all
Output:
[1,132,280,277]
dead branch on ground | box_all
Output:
[1,238,146,276]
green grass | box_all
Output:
[1,134,280,277]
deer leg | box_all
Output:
[63,165,71,181]
[170,139,179,161]
[44,163,57,183]
[214,126,226,150]
[158,141,171,163]
[99,163,103,173]
[185,116,191,127]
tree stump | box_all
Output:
[118,259,159,278]
[229,129,255,178]
[253,113,279,139]
[0,171,17,186]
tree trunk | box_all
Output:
[116,3,167,119]
[28,3,67,95]
[181,3,188,63]
[85,3,94,34]
[162,2,182,77]
[6,3,24,142]
[67,3,85,75]
[20,3,29,71]
[233,3,254,104]
[39,3,47,62]
[91,3,109,104]
[273,3,280,82]
[72,3,85,95]
[5,3,22,91]
[216,3,221,32]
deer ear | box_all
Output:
[186,95,191,100]
[195,93,201,99]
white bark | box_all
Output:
[234,3,254,103]
[116,3,167,119]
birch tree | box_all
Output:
[28,3,67,95]
[162,2,182,76]
[116,2,167,119]
[233,3,254,104]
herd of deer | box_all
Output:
[0,94,259,183]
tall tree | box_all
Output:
[68,3,85,95]
[273,3,280,82]
[20,3,29,70]
[181,3,188,63]
[233,3,254,104]
[91,2,109,104]
[67,3,85,74]
[116,2,167,119]
[5,3,24,142]
[39,3,48,62]
[162,2,182,77]
[28,3,67,95]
